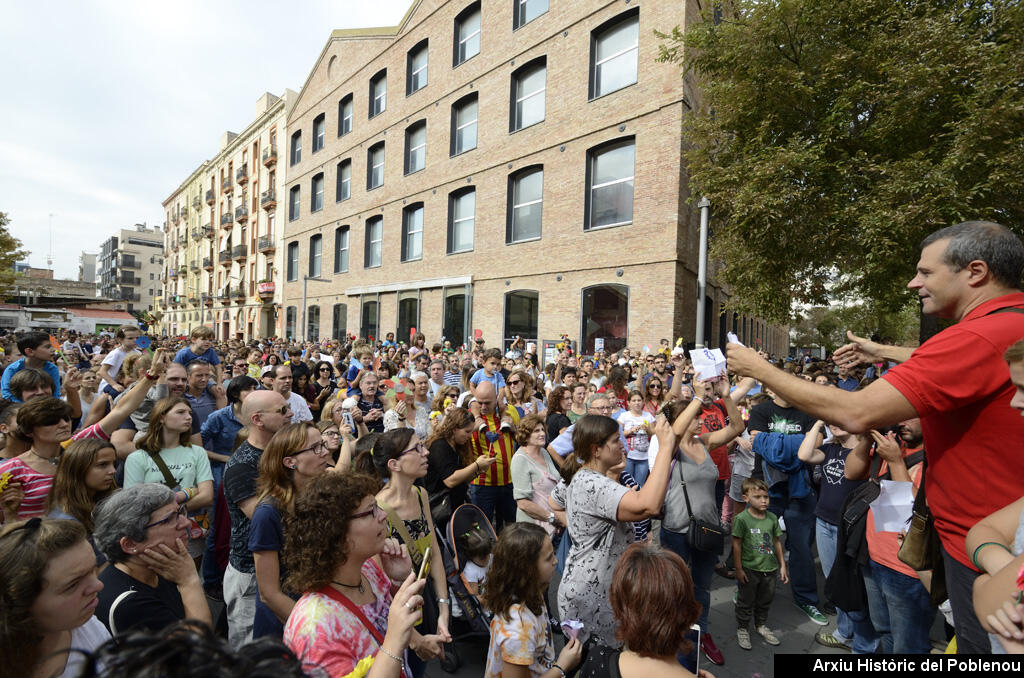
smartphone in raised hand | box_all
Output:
[417,547,431,581]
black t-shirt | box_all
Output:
[223,440,263,572]
[426,438,469,509]
[746,400,817,481]
[814,442,864,525]
[95,565,185,635]
[546,412,571,443]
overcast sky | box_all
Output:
[0,0,410,279]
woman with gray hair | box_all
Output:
[92,483,212,635]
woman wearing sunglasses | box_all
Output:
[282,472,430,678]
[311,361,338,414]
[92,483,212,635]
[354,429,450,678]
[506,368,545,419]
[249,423,331,639]
[641,377,666,417]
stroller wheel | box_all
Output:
[440,643,460,673]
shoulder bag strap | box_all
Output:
[379,499,419,558]
[146,450,179,489]
[678,455,696,520]
[985,306,1024,316]
[107,589,136,636]
[318,584,387,646]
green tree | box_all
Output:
[0,212,28,301]
[659,0,1024,322]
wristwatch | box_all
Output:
[547,512,556,524]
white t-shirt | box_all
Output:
[287,390,313,423]
[58,616,110,678]
[617,411,655,460]
[98,346,138,391]
[464,555,491,587]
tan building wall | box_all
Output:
[274,0,786,355]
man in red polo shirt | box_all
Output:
[727,221,1024,654]
[468,381,520,530]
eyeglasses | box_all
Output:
[295,441,330,457]
[351,503,386,520]
[649,384,662,389]
[145,504,188,529]
[322,429,341,437]
[508,379,521,386]
[400,442,428,457]
[319,367,333,372]
[233,363,247,370]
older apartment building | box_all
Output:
[160,91,295,340]
[97,225,164,314]
[281,0,787,354]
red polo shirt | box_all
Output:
[881,292,1024,569]
[699,401,731,481]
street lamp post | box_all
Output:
[695,197,711,348]
[301,275,329,341]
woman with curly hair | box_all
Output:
[0,518,109,678]
[423,408,496,521]
[282,472,436,678]
[510,414,562,535]
[354,429,452,678]
[544,386,571,443]
[251,423,331,638]
[641,376,666,417]
[483,522,582,678]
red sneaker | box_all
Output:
[701,633,725,666]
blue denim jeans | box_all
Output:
[660,527,717,632]
[768,491,818,607]
[202,461,225,587]
[625,458,650,487]
[862,558,935,654]
[815,518,878,653]
[469,484,516,531]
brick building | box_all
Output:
[279,0,786,355]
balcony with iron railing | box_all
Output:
[203,256,213,270]
[218,286,231,301]
[189,261,199,272]
[171,211,180,225]
[206,189,215,205]
[188,295,199,305]
[262,146,277,167]
[192,196,201,210]
[260,189,276,211]
[257,235,275,253]
[119,258,141,269]
[203,295,214,306]
[235,205,248,223]
[232,283,247,299]
[177,264,186,275]
[180,206,189,219]
[220,213,234,228]
[232,244,247,261]
[119,272,141,284]
[178,236,187,248]
[236,166,248,184]
[202,224,214,239]
[191,227,202,240]
[222,180,234,194]
[218,251,232,265]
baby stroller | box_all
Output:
[438,503,497,672]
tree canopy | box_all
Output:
[0,212,28,301]
[659,0,1024,322]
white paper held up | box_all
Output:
[689,348,728,382]
[870,480,915,533]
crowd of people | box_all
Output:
[2,219,1024,678]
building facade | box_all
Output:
[78,253,97,284]
[95,225,163,314]
[280,0,787,355]
[159,91,295,340]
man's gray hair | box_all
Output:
[921,221,1024,289]
[586,393,612,411]
[93,484,177,564]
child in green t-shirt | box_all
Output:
[731,478,788,650]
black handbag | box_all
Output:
[682,478,725,553]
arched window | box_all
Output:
[581,284,628,354]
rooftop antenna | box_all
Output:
[47,213,55,269]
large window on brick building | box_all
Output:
[286,306,297,338]
[448,187,475,253]
[404,121,426,175]
[581,284,628,354]
[307,305,320,340]
[338,94,353,136]
[589,9,639,99]
[361,297,379,341]
[504,290,538,352]
[585,137,635,230]
[287,241,298,281]
[312,113,325,153]
[364,216,383,268]
[407,39,429,95]
[310,173,324,213]
[401,204,423,262]
[507,166,543,243]
[454,3,481,66]
[369,69,387,118]
[290,130,302,165]
[510,57,546,132]
[309,234,322,277]
[332,303,348,339]
[367,142,385,190]
[443,286,469,348]
[514,0,548,29]
[450,93,478,156]
[397,291,419,344]
[336,159,351,202]
[334,225,350,273]
[289,185,300,221]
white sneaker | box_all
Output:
[756,625,780,646]
[737,628,752,650]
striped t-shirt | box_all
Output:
[0,458,55,520]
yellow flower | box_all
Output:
[342,654,375,678]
